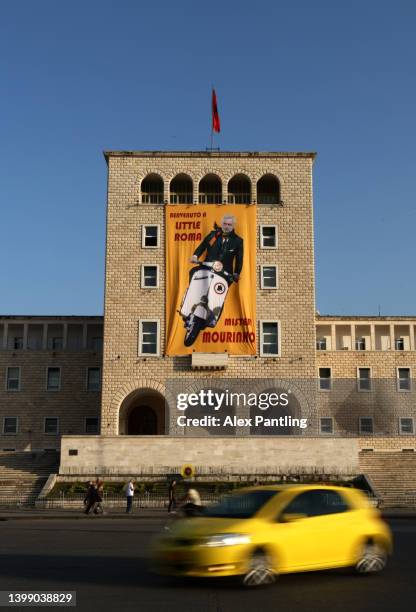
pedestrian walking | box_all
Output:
[84,481,96,515]
[125,479,135,513]
[168,479,177,513]
[93,479,104,514]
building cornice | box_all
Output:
[103,150,317,164]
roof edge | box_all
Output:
[103,150,317,163]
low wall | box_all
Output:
[358,437,416,451]
[59,436,359,476]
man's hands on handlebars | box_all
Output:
[189,256,240,282]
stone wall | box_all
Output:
[59,435,359,475]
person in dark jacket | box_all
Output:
[190,215,244,284]
[93,479,104,514]
[84,481,96,515]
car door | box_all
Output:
[271,489,351,571]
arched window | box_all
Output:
[228,174,251,204]
[257,174,280,205]
[170,174,193,204]
[141,174,164,204]
[198,174,222,204]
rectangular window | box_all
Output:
[399,418,414,435]
[260,265,278,289]
[142,225,160,248]
[358,368,371,391]
[141,265,159,288]
[355,338,366,351]
[397,367,411,391]
[260,321,279,356]
[316,338,327,350]
[320,417,333,434]
[47,367,61,391]
[87,367,101,391]
[395,337,405,351]
[52,337,63,350]
[44,417,59,435]
[359,417,374,434]
[3,417,18,435]
[138,320,160,356]
[319,367,332,390]
[85,417,99,434]
[260,225,277,249]
[6,367,20,391]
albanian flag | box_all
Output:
[212,89,221,133]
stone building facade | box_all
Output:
[0,316,102,451]
[102,151,317,438]
[316,315,416,444]
[2,151,416,469]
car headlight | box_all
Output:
[200,534,251,548]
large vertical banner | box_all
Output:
[166,205,256,356]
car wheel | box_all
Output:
[355,542,387,574]
[242,550,276,587]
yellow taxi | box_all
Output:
[151,485,392,586]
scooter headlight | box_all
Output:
[213,261,223,272]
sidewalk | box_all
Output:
[0,507,169,520]
[0,507,415,520]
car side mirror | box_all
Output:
[279,513,307,523]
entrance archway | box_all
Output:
[119,389,166,435]
[128,405,157,435]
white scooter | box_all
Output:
[180,260,232,347]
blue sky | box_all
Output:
[1,0,415,315]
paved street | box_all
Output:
[0,517,413,611]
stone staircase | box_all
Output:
[0,451,59,506]
[359,451,416,508]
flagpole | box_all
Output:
[210,85,214,150]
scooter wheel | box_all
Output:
[184,316,205,347]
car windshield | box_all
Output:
[203,490,279,519]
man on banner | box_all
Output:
[190,215,244,284]
[179,215,244,346]
[165,203,256,355]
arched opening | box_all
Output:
[119,388,166,435]
[257,174,280,205]
[170,174,193,204]
[198,174,222,204]
[128,406,157,434]
[228,174,251,204]
[141,173,164,204]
